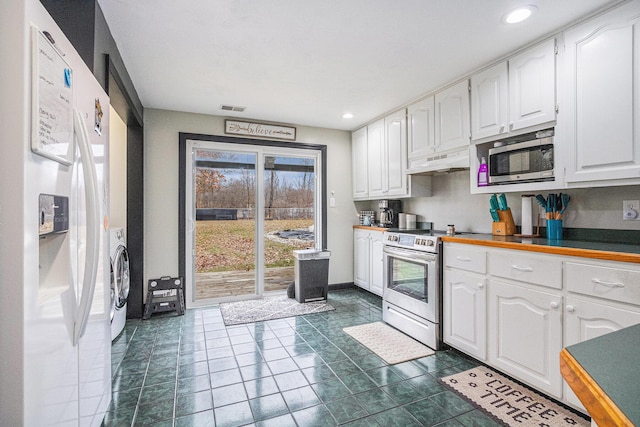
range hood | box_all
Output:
[407,147,470,175]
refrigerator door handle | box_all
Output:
[72,108,101,346]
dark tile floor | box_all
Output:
[103,288,501,427]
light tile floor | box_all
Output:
[103,288,502,427]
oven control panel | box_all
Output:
[383,232,438,252]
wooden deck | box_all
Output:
[195,266,294,300]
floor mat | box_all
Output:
[441,365,590,426]
[343,321,434,364]
[219,295,334,326]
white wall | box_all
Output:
[143,109,355,292]
[358,170,640,233]
[108,105,127,231]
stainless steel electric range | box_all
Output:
[382,229,461,350]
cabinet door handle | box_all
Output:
[592,278,625,288]
[550,301,559,309]
[477,282,485,289]
[511,265,533,272]
[566,305,575,313]
[456,256,471,262]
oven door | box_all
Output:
[383,246,438,323]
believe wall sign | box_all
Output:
[225,120,296,141]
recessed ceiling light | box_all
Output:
[503,5,537,24]
[342,113,354,119]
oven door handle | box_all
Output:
[383,247,436,264]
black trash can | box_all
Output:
[293,249,330,303]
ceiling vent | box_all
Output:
[220,104,246,112]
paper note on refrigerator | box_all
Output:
[31,27,74,165]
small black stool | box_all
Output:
[143,276,185,319]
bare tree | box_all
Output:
[195,168,226,208]
[239,168,255,208]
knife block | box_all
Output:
[492,209,516,236]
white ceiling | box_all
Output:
[98,0,622,131]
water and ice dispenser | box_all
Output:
[38,194,70,302]
[39,194,69,235]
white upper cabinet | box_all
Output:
[509,39,556,132]
[435,79,471,154]
[407,81,470,173]
[471,39,556,141]
[366,118,386,198]
[351,110,432,200]
[471,63,509,140]
[561,2,640,185]
[351,127,368,199]
[407,96,435,170]
[384,110,407,196]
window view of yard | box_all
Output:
[195,218,314,272]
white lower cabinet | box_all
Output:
[488,279,563,398]
[443,268,487,360]
[354,229,370,288]
[353,229,384,296]
[563,296,640,409]
[443,243,487,360]
[443,242,640,412]
[370,232,384,296]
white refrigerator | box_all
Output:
[0,0,112,425]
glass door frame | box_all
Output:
[179,133,327,309]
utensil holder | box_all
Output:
[492,209,516,236]
[546,219,563,240]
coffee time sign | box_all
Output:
[225,120,296,141]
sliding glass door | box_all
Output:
[185,140,321,307]
[262,154,316,293]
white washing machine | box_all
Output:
[110,228,130,340]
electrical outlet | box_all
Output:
[623,200,640,220]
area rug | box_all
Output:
[219,295,334,326]
[342,321,434,364]
[441,366,589,427]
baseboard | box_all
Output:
[328,282,355,291]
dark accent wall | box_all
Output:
[38,1,96,72]
[40,0,145,318]
[126,125,144,318]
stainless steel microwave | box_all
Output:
[488,136,554,184]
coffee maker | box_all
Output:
[378,199,402,228]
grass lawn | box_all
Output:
[195,219,314,272]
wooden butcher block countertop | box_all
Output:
[441,234,640,264]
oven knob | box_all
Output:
[427,240,434,247]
